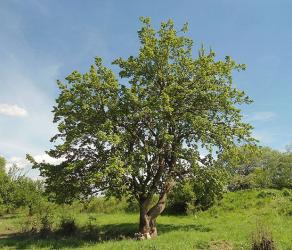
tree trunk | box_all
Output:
[138,208,158,239]
[149,217,157,237]
[138,183,173,239]
[139,207,150,235]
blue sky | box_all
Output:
[0,0,292,173]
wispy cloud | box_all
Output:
[6,154,65,180]
[0,103,28,117]
[247,112,276,122]
[6,154,64,170]
[252,129,285,145]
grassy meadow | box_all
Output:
[0,189,291,250]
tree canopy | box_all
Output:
[28,17,255,237]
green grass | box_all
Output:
[0,189,291,249]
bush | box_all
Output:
[82,216,100,240]
[22,200,56,237]
[228,174,255,191]
[251,223,276,250]
[257,191,277,199]
[166,181,196,214]
[21,216,38,233]
[39,212,54,237]
[278,202,292,217]
[193,167,227,210]
[125,198,139,213]
[282,188,291,197]
[0,204,7,216]
[166,167,227,214]
[58,215,78,236]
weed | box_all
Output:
[251,222,276,250]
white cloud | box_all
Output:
[34,154,65,165]
[247,112,276,122]
[5,154,65,180]
[0,103,27,117]
[6,154,64,170]
[6,156,29,170]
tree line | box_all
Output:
[1,145,291,216]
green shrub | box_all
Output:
[39,212,54,237]
[82,216,101,240]
[22,200,56,236]
[0,204,7,216]
[166,181,196,214]
[277,202,292,217]
[228,174,255,191]
[257,191,277,199]
[166,167,227,214]
[208,206,219,217]
[21,215,39,233]
[193,167,227,210]
[125,198,139,213]
[58,215,78,236]
[282,188,291,197]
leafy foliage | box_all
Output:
[192,166,228,210]
[225,146,292,190]
[28,18,254,204]
[27,18,255,235]
[167,166,228,214]
[166,181,196,214]
[0,156,5,173]
[0,157,44,214]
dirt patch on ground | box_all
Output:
[208,240,234,250]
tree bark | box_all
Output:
[138,182,173,239]
[138,207,158,239]
[139,206,150,234]
[149,217,157,237]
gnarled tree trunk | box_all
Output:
[138,182,172,239]
[139,203,151,236]
[139,209,158,238]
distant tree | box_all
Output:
[0,156,5,174]
[0,159,44,213]
[7,165,44,214]
[285,143,292,153]
[217,144,261,176]
[28,17,255,238]
[223,146,292,190]
[0,156,12,211]
[266,152,292,189]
